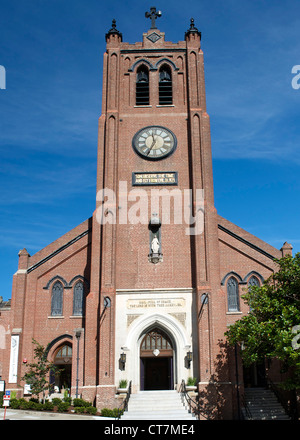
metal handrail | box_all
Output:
[255,369,296,420]
[266,376,296,420]
[241,392,252,420]
[180,379,209,420]
[116,380,132,420]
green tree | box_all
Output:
[225,253,300,390]
[22,339,60,402]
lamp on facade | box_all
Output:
[186,351,193,368]
[120,352,126,370]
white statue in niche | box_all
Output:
[151,236,160,254]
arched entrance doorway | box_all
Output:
[52,343,72,392]
[140,328,174,390]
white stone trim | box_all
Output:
[115,289,195,392]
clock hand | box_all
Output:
[146,135,156,155]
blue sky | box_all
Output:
[0,0,299,300]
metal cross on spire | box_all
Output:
[145,7,162,29]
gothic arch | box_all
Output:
[129,58,179,73]
[46,335,73,392]
[221,271,243,286]
[139,323,176,354]
[154,58,179,71]
[123,312,190,389]
[68,275,90,289]
[43,275,68,290]
[176,55,184,70]
[45,334,73,359]
[125,312,189,350]
[243,271,264,284]
[128,59,155,72]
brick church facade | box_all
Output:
[0,10,292,419]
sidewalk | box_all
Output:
[0,408,113,420]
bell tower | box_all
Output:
[86,8,227,408]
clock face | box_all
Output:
[132,126,177,160]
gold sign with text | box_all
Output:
[132,172,178,186]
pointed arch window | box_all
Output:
[54,344,72,362]
[73,281,84,316]
[136,65,149,105]
[227,277,240,312]
[159,64,172,105]
[248,275,260,288]
[140,328,173,355]
[51,281,63,316]
[248,276,260,312]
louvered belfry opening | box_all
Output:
[136,65,150,105]
[159,65,172,105]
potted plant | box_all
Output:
[117,379,128,394]
[186,377,197,392]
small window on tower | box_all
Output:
[159,65,172,105]
[136,65,149,105]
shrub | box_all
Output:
[51,397,62,406]
[118,379,128,388]
[187,377,197,386]
[74,406,85,414]
[86,406,97,415]
[28,401,37,409]
[33,402,44,411]
[101,408,112,417]
[101,408,121,418]
[57,401,70,412]
[9,398,20,409]
[72,398,92,407]
[43,401,54,411]
[19,400,31,410]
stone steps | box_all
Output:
[243,387,290,420]
[120,390,195,420]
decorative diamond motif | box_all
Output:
[147,32,161,43]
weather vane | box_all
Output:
[145,7,162,29]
